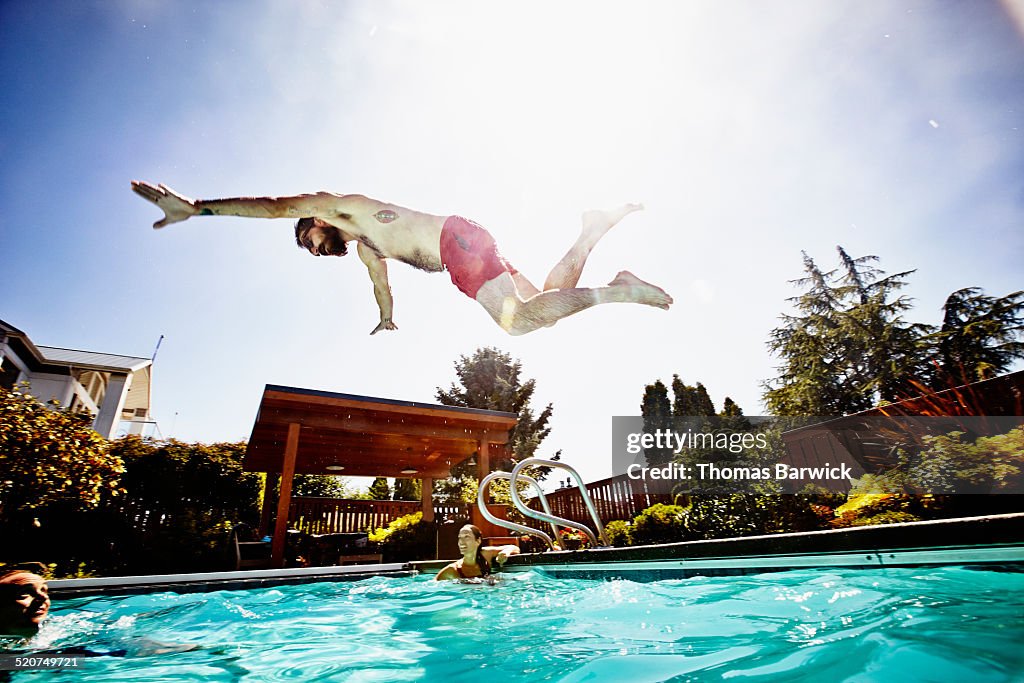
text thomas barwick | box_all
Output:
[627,462,853,481]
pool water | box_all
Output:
[12,566,1024,682]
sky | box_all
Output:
[2,0,1023,488]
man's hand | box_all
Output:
[370,319,398,335]
[495,549,512,566]
[131,181,199,229]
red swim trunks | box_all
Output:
[439,216,517,299]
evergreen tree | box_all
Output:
[834,247,931,402]
[669,375,717,417]
[692,383,717,416]
[367,477,391,500]
[434,347,556,503]
[720,397,743,417]
[640,380,673,465]
[933,288,1024,383]
[763,252,848,416]
[718,396,753,433]
[764,247,930,416]
[641,376,742,473]
[436,347,553,468]
[670,375,693,416]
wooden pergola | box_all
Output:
[244,384,518,567]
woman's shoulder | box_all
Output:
[434,561,461,580]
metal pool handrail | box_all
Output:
[477,471,560,549]
[509,458,611,548]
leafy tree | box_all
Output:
[290,474,352,498]
[435,347,556,504]
[108,437,263,574]
[0,385,124,527]
[933,288,1024,383]
[0,386,125,575]
[367,477,391,500]
[764,247,930,416]
[392,478,421,501]
[431,476,478,508]
[890,426,1024,495]
[113,438,260,518]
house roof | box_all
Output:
[780,370,1024,479]
[1,319,153,413]
[244,385,519,479]
[1,319,151,374]
[0,320,27,336]
[36,346,151,372]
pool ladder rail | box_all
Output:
[476,457,611,550]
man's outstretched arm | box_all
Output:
[358,242,398,335]
[131,180,342,228]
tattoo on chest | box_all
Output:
[374,210,398,224]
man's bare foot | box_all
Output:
[609,270,673,309]
[581,203,644,245]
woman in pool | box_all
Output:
[0,564,200,661]
[0,564,50,639]
[434,525,519,582]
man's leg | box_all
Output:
[542,204,644,291]
[476,271,672,336]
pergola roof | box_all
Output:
[244,385,518,479]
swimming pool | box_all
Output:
[11,565,1024,681]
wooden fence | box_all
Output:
[517,473,673,529]
[288,498,470,534]
[110,475,667,540]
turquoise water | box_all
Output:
[10,566,1024,681]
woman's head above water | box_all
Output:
[457,525,483,556]
[0,564,50,637]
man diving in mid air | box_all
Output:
[132,181,672,336]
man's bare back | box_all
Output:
[132,181,672,336]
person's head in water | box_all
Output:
[0,564,50,637]
[295,217,349,257]
[457,524,490,577]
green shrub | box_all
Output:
[108,437,261,574]
[832,492,932,529]
[603,520,633,547]
[369,512,436,562]
[631,504,689,545]
[853,510,921,527]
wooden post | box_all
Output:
[259,472,279,537]
[271,423,300,568]
[420,477,434,523]
[472,437,491,532]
